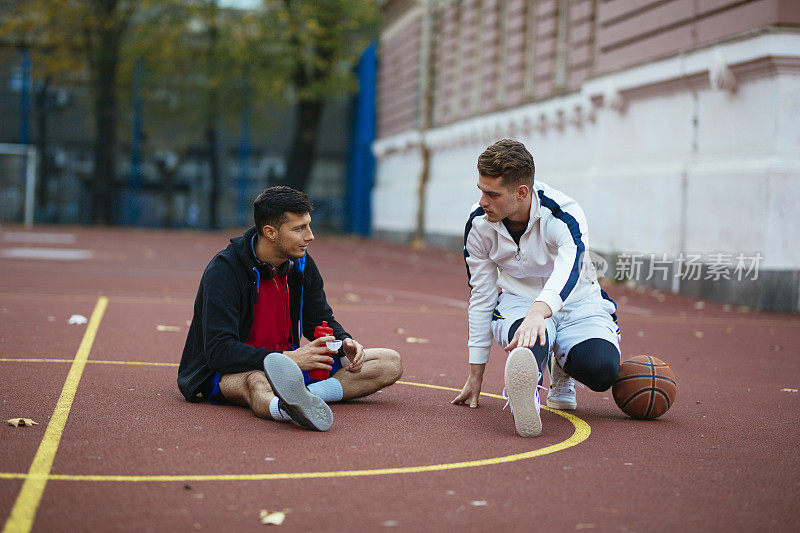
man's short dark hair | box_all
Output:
[477,139,535,189]
[253,186,314,233]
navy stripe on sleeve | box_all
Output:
[537,190,585,301]
[463,206,485,288]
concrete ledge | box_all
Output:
[600,252,800,313]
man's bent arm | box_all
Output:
[535,199,590,313]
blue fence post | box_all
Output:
[346,41,377,236]
[19,50,31,145]
[238,69,250,226]
[129,56,143,225]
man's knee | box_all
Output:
[376,349,403,385]
[244,370,268,390]
[565,338,620,392]
[587,357,619,392]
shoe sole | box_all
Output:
[504,348,542,437]
[263,354,333,431]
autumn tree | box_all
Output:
[1,0,379,225]
[253,0,380,192]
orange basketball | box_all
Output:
[612,355,677,419]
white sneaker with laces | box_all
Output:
[546,353,578,410]
[504,347,543,437]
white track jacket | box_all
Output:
[463,181,601,364]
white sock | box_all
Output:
[268,396,292,422]
[307,378,344,403]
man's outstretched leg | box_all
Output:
[264,353,333,430]
[217,353,333,431]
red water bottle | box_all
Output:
[309,321,334,380]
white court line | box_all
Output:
[0,248,93,260]
[3,232,76,244]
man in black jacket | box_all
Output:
[178,186,402,431]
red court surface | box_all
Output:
[1,225,799,532]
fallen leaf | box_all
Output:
[405,337,429,344]
[7,418,38,427]
[67,314,87,325]
[156,325,181,332]
[470,500,488,506]
[692,330,704,338]
[395,327,405,334]
[260,509,289,526]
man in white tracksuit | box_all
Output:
[452,139,621,437]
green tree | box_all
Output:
[254,0,380,192]
[1,0,378,225]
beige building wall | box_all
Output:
[378,0,800,130]
[377,0,424,137]
[372,0,800,311]
[596,0,800,74]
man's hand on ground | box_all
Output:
[451,363,486,408]
[285,337,335,372]
[343,338,365,373]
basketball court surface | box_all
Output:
[1,225,798,531]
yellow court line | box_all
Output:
[0,358,178,367]
[0,379,587,483]
[2,297,108,533]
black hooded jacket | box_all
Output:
[178,226,349,402]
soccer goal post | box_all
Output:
[0,143,38,228]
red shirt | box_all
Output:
[246,271,292,353]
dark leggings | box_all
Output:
[508,319,550,387]
[508,319,620,392]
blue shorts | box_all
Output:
[206,356,345,405]
[302,356,344,385]
[206,372,232,405]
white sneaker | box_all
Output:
[504,347,543,437]
[546,353,577,410]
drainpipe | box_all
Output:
[413,0,435,245]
